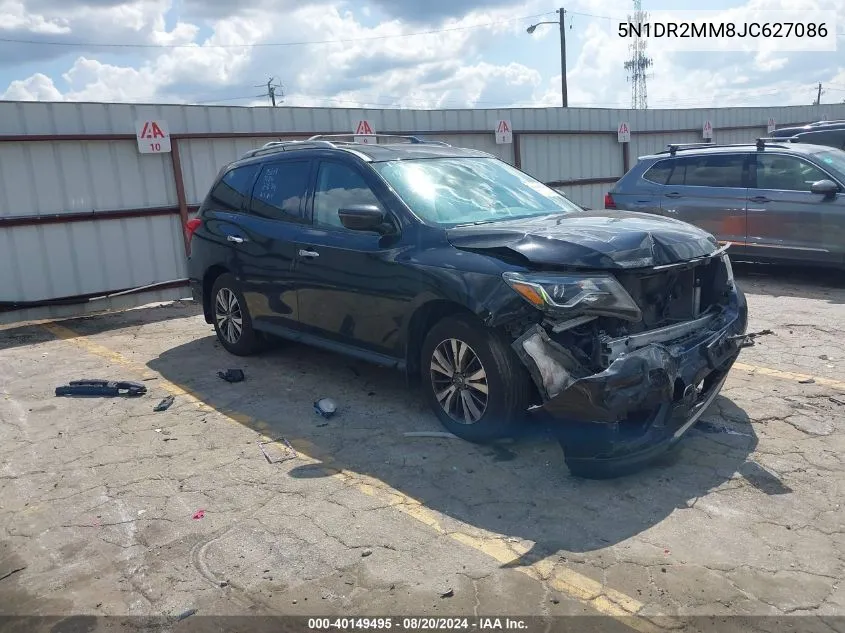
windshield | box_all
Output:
[372,157,583,226]
[815,149,845,179]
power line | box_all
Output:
[0,11,556,49]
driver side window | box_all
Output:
[314,162,382,230]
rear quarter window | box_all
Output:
[642,160,673,184]
[204,164,259,213]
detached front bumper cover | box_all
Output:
[513,288,750,466]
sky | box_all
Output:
[1,0,844,110]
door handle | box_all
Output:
[227,235,246,244]
[298,249,320,259]
[664,192,681,199]
[749,196,770,204]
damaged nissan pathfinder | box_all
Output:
[186,135,750,478]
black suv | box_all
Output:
[769,120,845,150]
[186,134,749,478]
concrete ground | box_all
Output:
[1,263,844,632]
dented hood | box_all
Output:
[446,210,720,269]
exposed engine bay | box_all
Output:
[505,251,749,442]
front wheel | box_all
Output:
[211,273,261,356]
[420,315,533,443]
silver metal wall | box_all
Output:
[2,100,844,325]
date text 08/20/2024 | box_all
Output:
[308,617,529,630]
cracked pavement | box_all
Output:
[0,264,844,630]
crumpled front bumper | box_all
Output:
[513,286,749,470]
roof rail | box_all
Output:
[307,133,450,146]
[240,139,337,159]
[661,138,796,156]
[807,119,845,127]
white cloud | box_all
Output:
[2,72,63,100]
[1,0,844,111]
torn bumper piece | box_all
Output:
[513,289,749,470]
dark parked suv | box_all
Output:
[186,135,749,478]
[769,120,845,150]
[606,139,845,268]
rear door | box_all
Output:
[746,152,845,263]
[230,158,314,330]
[660,153,750,248]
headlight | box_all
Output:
[502,271,642,322]
[721,253,735,287]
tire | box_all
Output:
[210,273,261,356]
[420,314,533,443]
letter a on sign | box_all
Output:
[617,122,631,143]
[767,117,776,133]
[135,119,171,154]
[495,119,513,144]
[702,120,713,140]
[354,120,376,144]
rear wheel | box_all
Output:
[420,315,532,443]
[211,273,261,356]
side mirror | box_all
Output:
[810,179,839,197]
[338,204,387,232]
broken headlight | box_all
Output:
[502,271,642,322]
[722,253,735,288]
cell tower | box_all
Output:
[623,0,653,109]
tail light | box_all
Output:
[185,218,201,255]
[604,193,617,209]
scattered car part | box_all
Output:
[153,395,175,411]
[314,398,337,419]
[55,380,147,397]
[217,368,245,383]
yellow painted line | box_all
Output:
[734,362,845,391]
[40,320,666,631]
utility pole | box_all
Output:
[816,82,823,105]
[255,77,284,107]
[527,8,568,107]
[559,8,568,108]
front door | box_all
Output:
[746,152,844,264]
[660,153,750,250]
[295,159,413,360]
[233,158,314,330]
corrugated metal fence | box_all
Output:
[2,100,844,324]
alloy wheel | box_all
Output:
[215,288,243,345]
[429,338,489,425]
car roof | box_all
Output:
[228,136,495,170]
[774,120,845,134]
[637,141,833,162]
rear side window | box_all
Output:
[666,154,747,188]
[207,164,258,212]
[249,161,311,221]
[642,160,673,184]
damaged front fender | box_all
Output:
[513,286,749,430]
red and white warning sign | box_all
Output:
[617,121,631,143]
[135,119,171,154]
[767,117,777,133]
[702,120,713,140]
[495,119,513,144]
[353,120,376,144]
